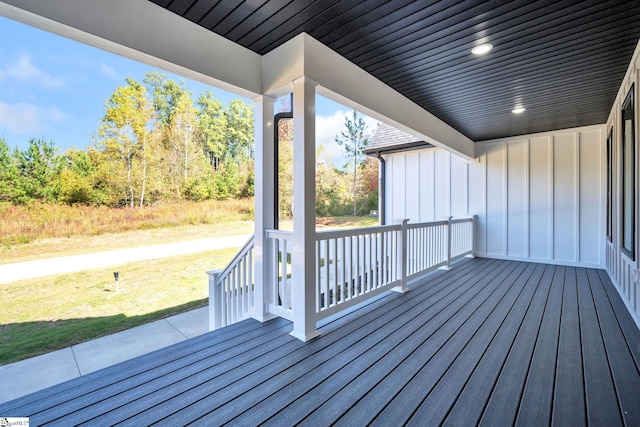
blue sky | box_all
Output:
[0,16,379,167]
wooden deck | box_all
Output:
[2,258,640,426]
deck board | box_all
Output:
[587,268,640,427]
[332,261,525,427]
[450,263,552,426]
[409,263,546,425]
[284,259,506,427]
[233,259,498,426]
[372,262,533,426]
[577,268,622,425]
[514,265,564,425]
[552,266,586,425]
[2,258,639,427]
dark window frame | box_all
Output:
[621,84,636,260]
[607,127,613,242]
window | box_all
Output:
[621,85,635,259]
[607,127,613,242]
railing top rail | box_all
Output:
[315,223,402,240]
[219,235,255,279]
[266,229,294,239]
[404,217,474,229]
[406,220,448,229]
[450,217,474,224]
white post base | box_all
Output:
[391,284,409,293]
[253,312,278,323]
[290,329,320,342]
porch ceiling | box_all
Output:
[150,0,640,141]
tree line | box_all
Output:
[276,108,378,219]
[0,71,378,216]
[0,72,254,207]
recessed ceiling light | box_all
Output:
[471,43,493,55]
[512,107,526,114]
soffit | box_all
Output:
[151,0,640,141]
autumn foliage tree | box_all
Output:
[0,76,378,218]
[95,72,255,205]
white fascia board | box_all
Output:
[262,33,475,159]
[300,34,475,160]
[262,35,305,98]
[0,0,262,98]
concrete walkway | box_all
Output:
[0,306,209,405]
[0,234,251,284]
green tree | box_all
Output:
[213,155,242,200]
[58,148,111,205]
[143,71,185,129]
[277,118,294,220]
[144,72,209,199]
[0,138,22,203]
[16,138,62,203]
[224,99,254,160]
[196,90,227,169]
[59,149,93,205]
[335,110,369,216]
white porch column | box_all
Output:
[253,95,276,322]
[291,77,320,341]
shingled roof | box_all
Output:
[363,123,433,155]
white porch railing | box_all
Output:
[207,235,255,330]
[265,229,294,321]
[450,218,474,259]
[315,224,402,319]
[210,217,474,332]
[315,217,474,320]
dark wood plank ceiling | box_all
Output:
[149,0,640,141]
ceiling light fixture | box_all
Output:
[512,106,526,114]
[471,43,493,55]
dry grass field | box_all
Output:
[0,198,378,364]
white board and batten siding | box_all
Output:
[383,124,604,270]
[386,149,467,223]
[605,40,640,324]
[473,126,604,268]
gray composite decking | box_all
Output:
[2,258,640,426]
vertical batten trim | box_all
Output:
[388,157,394,222]
[525,138,531,258]
[550,136,555,260]
[504,141,509,256]
[402,155,406,219]
[483,147,488,254]
[448,151,453,217]
[465,159,470,216]
[418,152,422,221]
[601,125,607,268]
[431,151,436,220]
[575,133,580,262]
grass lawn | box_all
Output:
[0,213,379,365]
[0,248,236,365]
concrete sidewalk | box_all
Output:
[0,306,209,405]
[0,234,251,284]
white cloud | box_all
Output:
[98,62,120,80]
[316,110,380,169]
[0,52,64,89]
[0,101,69,133]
